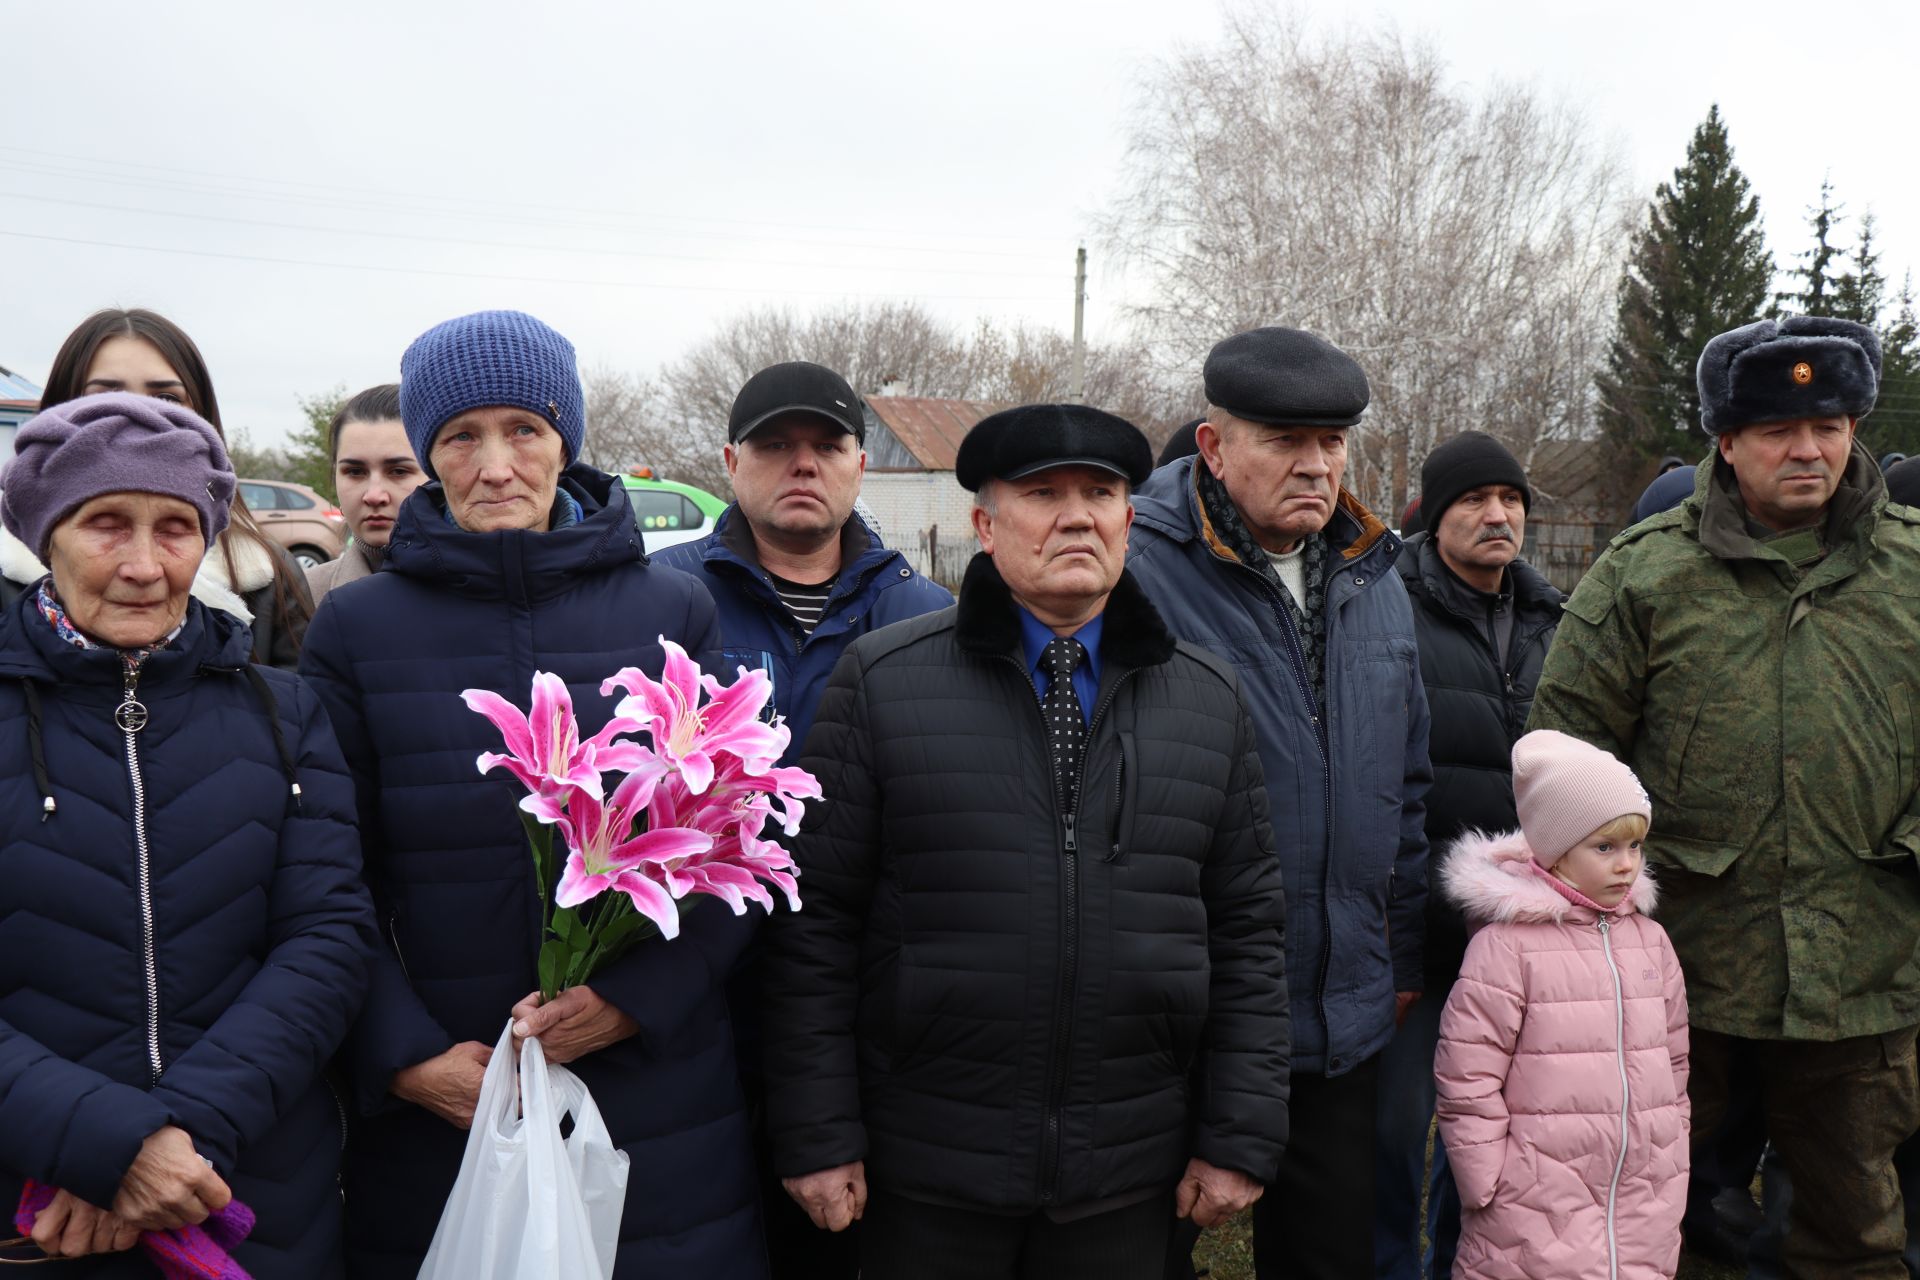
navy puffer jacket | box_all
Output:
[299,467,766,1280]
[651,507,952,766]
[1127,456,1433,1078]
[0,592,374,1278]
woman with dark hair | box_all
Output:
[31,309,316,669]
[303,384,423,605]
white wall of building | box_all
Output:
[860,470,978,589]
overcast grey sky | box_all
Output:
[1,0,1911,447]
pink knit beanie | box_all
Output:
[1511,729,1652,867]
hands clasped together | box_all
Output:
[28,1125,233,1260]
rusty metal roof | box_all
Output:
[866,396,994,470]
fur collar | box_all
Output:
[954,551,1179,669]
[1443,828,1657,925]
[0,521,267,624]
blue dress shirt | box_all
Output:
[1015,605,1103,726]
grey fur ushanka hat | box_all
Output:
[1696,315,1881,436]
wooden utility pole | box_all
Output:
[1069,246,1087,403]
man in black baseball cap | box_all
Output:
[652,360,949,1280]
[764,403,1287,1278]
[1128,326,1433,1280]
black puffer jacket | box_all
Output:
[1394,533,1562,986]
[763,555,1289,1212]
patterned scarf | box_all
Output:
[35,581,181,659]
[1194,464,1329,713]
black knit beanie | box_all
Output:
[1420,431,1531,526]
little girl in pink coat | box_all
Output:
[1435,730,1689,1280]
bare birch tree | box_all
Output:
[650,302,1191,490]
[1098,7,1630,512]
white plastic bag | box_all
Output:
[418,1021,631,1280]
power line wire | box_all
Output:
[0,147,1070,255]
[0,228,1063,302]
[0,191,1064,278]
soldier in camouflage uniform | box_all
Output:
[1530,315,1920,1279]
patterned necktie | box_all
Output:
[1041,636,1088,815]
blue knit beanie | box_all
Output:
[398,310,585,478]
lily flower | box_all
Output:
[547,767,714,938]
[601,639,788,794]
[706,757,824,837]
[464,672,604,800]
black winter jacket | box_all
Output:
[299,469,765,1280]
[763,555,1289,1213]
[0,595,374,1278]
[1394,533,1562,986]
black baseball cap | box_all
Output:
[728,362,866,444]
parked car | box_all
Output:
[236,478,347,569]
[621,471,728,553]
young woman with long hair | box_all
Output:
[36,308,316,668]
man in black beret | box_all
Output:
[1377,431,1563,1279]
[762,404,1290,1279]
[1531,314,1920,1279]
[1128,326,1433,1280]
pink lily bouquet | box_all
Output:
[463,639,818,1000]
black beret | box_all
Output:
[955,403,1153,493]
[1203,327,1370,427]
[1697,316,1881,436]
[1156,418,1204,468]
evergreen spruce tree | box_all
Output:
[1831,211,1885,324]
[1779,178,1845,316]
[1863,271,1920,457]
[1597,105,1776,471]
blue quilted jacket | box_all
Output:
[0,592,374,1278]
[299,467,767,1280]
[1127,457,1433,1078]
[651,506,952,766]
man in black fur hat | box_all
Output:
[762,405,1290,1279]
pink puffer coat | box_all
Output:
[1435,830,1689,1280]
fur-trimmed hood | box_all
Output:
[1443,827,1656,926]
[0,519,272,623]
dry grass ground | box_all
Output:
[1189,1212,1743,1278]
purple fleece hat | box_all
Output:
[1,392,235,560]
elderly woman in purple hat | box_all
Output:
[0,392,374,1278]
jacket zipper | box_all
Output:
[1599,915,1627,1280]
[119,653,163,1084]
[1002,653,1135,1204]
[1224,556,1338,1047]
[327,1077,350,1155]
[1108,749,1126,861]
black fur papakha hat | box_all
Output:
[955,404,1153,493]
[1697,316,1881,436]
[1203,327,1370,427]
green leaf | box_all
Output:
[520,811,554,903]
[537,939,567,1003]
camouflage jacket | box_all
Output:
[1529,443,1920,1041]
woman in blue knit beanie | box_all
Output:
[299,311,765,1278]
